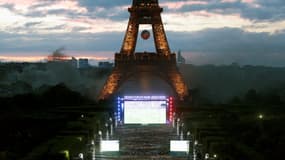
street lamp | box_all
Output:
[109,118,114,136]
[180,123,184,140]
[78,153,84,160]
[176,118,180,136]
[205,153,209,159]
[98,130,102,141]
[105,123,109,140]
[258,114,264,119]
[187,131,191,139]
[172,112,176,128]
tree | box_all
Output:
[244,89,260,104]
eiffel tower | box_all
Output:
[98,0,188,100]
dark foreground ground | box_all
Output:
[0,84,285,160]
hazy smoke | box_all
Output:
[52,47,65,56]
[179,64,285,103]
[0,47,109,99]
[0,62,108,99]
[47,47,70,61]
[1,60,285,102]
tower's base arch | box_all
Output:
[98,53,188,100]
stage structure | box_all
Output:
[116,96,174,124]
[98,0,188,100]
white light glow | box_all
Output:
[258,114,264,119]
[124,95,166,100]
[100,140,119,152]
[124,101,167,124]
[170,140,190,152]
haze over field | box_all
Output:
[0,0,285,66]
[1,62,284,103]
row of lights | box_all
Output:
[205,153,218,159]
[117,97,122,122]
[168,96,174,122]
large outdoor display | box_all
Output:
[170,140,190,152]
[124,100,166,124]
[116,96,174,124]
[100,140,120,152]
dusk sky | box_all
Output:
[0,0,285,66]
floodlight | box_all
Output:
[100,140,120,152]
[170,140,190,152]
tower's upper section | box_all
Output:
[120,0,171,55]
[129,0,163,24]
[132,0,159,7]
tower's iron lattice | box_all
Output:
[98,0,189,100]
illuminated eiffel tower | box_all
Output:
[98,0,188,100]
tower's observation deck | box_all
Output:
[115,53,176,66]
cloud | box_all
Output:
[167,28,285,66]
[24,21,42,27]
[0,0,130,34]
[160,0,208,10]
[0,0,284,67]
[0,32,124,52]
[1,0,285,34]
[77,0,130,10]
[168,28,285,54]
[176,0,285,22]
[1,27,285,66]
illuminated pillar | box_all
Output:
[105,123,109,140]
[176,118,180,136]
[172,112,176,128]
[98,130,102,141]
[180,123,184,140]
[117,97,122,124]
[109,118,114,137]
[168,97,174,123]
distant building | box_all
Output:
[47,56,78,68]
[98,61,113,68]
[70,57,78,68]
[79,58,89,69]
[177,50,186,64]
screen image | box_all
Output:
[100,140,120,152]
[124,100,166,124]
[170,140,190,152]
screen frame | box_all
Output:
[116,96,172,125]
[123,100,167,124]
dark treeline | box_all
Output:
[0,83,98,160]
[191,87,285,106]
[0,83,95,110]
[180,64,285,103]
[0,62,111,99]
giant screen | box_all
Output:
[124,100,166,124]
[120,96,168,124]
